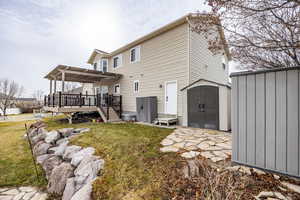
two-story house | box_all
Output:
[44,13,231,131]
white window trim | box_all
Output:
[112,54,122,69]
[101,58,108,72]
[130,45,140,63]
[164,80,178,115]
[114,84,120,94]
[133,80,139,93]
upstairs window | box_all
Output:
[133,80,139,93]
[130,49,136,62]
[113,54,122,68]
[130,46,140,63]
[101,59,108,72]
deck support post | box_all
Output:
[50,80,53,94]
[64,113,73,124]
[54,78,57,93]
[61,71,65,93]
[79,93,82,107]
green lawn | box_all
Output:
[0,120,47,187]
[0,117,181,199]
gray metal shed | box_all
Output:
[231,67,300,177]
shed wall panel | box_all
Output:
[266,72,276,169]
[287,70,299,175]
[238,76,247,162]
[232,77,238,161]
[275,71,287,172]
[246,75,255,165]
[255,74,266,167]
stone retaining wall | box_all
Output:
[26,121,104,200]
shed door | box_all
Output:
[188,86,219,129]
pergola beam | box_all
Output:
[59,69,114,78]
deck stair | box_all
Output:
[97,107,121,122]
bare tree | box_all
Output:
[190,0,300,69]
[32,89,44,102]
[0,79,24,118]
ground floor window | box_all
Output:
[134,80,139,93]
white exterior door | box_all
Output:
[165,81,177,115]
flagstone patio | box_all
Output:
[160,127,232,162]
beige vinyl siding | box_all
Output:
[103,23,188,118]
[189,29,229,85]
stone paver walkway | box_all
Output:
[0,187,47,200]
[160,127,231,162]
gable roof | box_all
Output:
[87,13,231,64]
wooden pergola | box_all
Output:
[44,65,122,93]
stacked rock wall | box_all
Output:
[26,121,104,200]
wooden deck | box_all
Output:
[44,93,122,123]
[43,106,98,113]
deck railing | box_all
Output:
[44,92,122,119]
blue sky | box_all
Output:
[0,0,210,97]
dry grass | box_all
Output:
[0,120,47,187]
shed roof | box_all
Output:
[230,66,300,77]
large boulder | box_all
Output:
[70,147,95,167]
[30,121,46,129]
[70,181,92,200]
[73,128,90,134]
[56,138,69,145]
[63,146,82,161]
[36,154,52,165]
[33,142,51,156]
[48,146,58,154]
[42,156,63,178]
[38,127,48,135]
[49,142,68,156]
[74,156,104,190]
[45,130,60,144]
[31,131,48,146]
[58,128,74,138]
[48,162,74,195]
[28,128,38,138]
[62,178,76,200]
